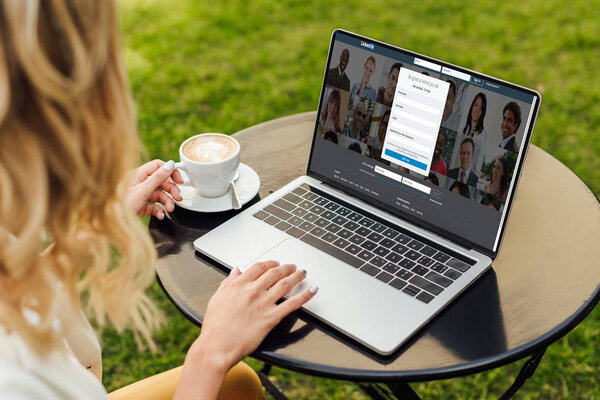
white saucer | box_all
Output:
[175,163,260,213]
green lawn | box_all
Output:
[103,0,600,398]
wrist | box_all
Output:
[186,335,232,377]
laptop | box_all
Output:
[194,29,541,355]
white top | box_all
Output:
[0,288,106,399]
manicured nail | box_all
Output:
[163,160,175,171]
[159,211,165,219]
[309,286,319,294]
[301,269,307,276]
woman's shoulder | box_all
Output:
[0,327,107,399]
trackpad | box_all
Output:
[245,238,406,352]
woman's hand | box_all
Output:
[125,159,184,219]
[174,261,318,400]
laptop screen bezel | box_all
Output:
[305,29,541,260]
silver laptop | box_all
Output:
[194,29,541,355]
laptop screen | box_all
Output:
[307,30,540,256]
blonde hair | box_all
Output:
[0,0,161,351]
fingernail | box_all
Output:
[309,286,319,294]
[159,211,165,219]
[301,269,307,276]
[163,160,175,171]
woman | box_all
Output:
[0,2,316,399]
[431,131,447,175]
[462,92,488,138]
[376,63,402,107]
[320,88,342,132]
[350,56,377,101]
[483,156,509,200]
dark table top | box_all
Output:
[150,112,600,382]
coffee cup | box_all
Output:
[176,133,240,198]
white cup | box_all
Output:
[176,133,240,198]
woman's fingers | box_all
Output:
[265,269,307,302]
[274,286,318,320]
[148,190,175,212]
[160,180,183,201]
[240,260,280,282]
[254,263,298,291]
[141,203,166,220]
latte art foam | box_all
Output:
[183,135,237,162]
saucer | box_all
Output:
[175,163,260,213]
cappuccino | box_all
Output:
[183,135,238,163]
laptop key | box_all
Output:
[343,221,360,231]
[321,210,336,220]
[360,240,377,251]
[333,238,350,249]
[298,221,315,232]
[409,275,443,295]
[299,234,364,269]
[416,292,435,304]
[425,271,453,288]
[321,232,337,242]
[313,197,329,206]
[382,228,399,239]
[298,200,313,209]
[274,198,296,211]
[349,234,365,245]
[324,223,342,233]
[396,233,412,244]
[345,244,362,255]
[444,269,462,280]
[379,238,395,249]
[309,205,325,215]
[392,243,409,254]
[421,246,437,257]
[367,232,384,242]
[357,250,375,262]
[373,246,390,257]
[376,271,394,283]
[399,259,416,269]
[303,192,318,201]
[264,205,292,220]
[433,252,451,263]
[407,240,425,251]
[371,223,387,233]
[402,285,420,297]
[338,229,353,239]
[396,268,414,281]
[405,250,421,261]
[431,262,448,274]
[283,192,303,204]
[314,218,329,227]
[355,227,371,237]
[324,202,340,211]
[291,208,308,217]
[370,256,387,268]
[358,217,375,228]
[309,227,327,237]
[336,207,351,217]
[332,216,348,226]
[264,216,280,225]
[447,258,471,272]
[292,187,307,196]
[286,226,305,238]
[304,212,319,223]
[411,265,429,276]
[275,221,292,231]
[360,264,380,276]
[389,278,407,290]
[417,256,435,268]
[383,263,400,275]
[385,252,403,264]
[253,210,269,220]
[346,212,363,222]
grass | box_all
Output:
[102,0,600,398]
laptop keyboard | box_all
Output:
[253,185,473,304]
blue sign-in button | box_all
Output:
[384,149,427,171]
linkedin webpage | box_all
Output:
[312,31,537,251]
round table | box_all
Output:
[150,112,600,396]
